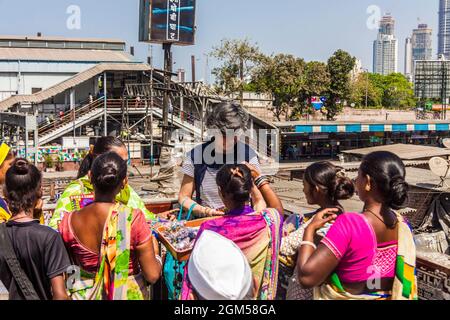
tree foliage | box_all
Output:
[210,38,264,103]
[325,50,356,119]
[292,61,331,119]
[252,54,305,121]
[210,38,416,121]
[349,72,416,109]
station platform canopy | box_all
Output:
[275,120,450,134]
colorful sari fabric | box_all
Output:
[314,212,418,300]
[0,197,10,223]
[68,203,149,300]
[0,143,11,223]
[181,208,283,300]
[49,175,155,229]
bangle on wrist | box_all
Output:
[255,176,269,188]
[155,255,163,266]
[300,241,317,250]
[258,181,270,189]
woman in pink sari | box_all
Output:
[181,163,283,300]
[296,151,417,300]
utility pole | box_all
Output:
[162,43,173,144]
[239,57,244,106]
[191,55,196,83]
[103,72,108,136]
[365,72,369,109]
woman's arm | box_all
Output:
[296,209,339,288]
[136,237,162,284]
[258,183,284,215]
[178,174,223,217]
[50,275,71,300]
[250,184,267,212]
[243,162,284,215]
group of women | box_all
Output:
[0,102,417,300]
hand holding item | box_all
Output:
[158,209,178,221]
[204,207,225,217]
[306,208,339,232]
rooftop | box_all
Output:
[0,63,151,110]
[0,47,133,63]
[274,120,450,127]
[0,34,125,45]
[341,144,450,160]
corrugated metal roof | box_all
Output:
[0,35,125,44]
[0,47,133,62]
[0,63,151,110]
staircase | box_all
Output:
[37,96,274,165]
[39,99,105,145]
[38,97,203,145]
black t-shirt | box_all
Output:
[0,220,71,300]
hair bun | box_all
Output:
[14,159,29,175]
[333,176,355,200]
[388,176,409,209]
[98,165,118,185]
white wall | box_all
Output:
[0,60,99,100]
[21,73,76,95]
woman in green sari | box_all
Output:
[49,137,155,229]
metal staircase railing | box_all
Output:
[39,98,105,137]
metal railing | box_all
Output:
[39,98,105,136]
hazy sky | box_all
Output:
[0,0,439,81]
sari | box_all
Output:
[49,175,155,229]
[314,212,418,300]
[181,208,282,300]
[0,197,11,223]
[67,203,149,300]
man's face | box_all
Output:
[214,129,241,153]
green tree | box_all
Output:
[292,61,331,118]
[325,50,356,119]
[381,73,416,109]
[349,72,383,108]
[210,38,264,105]
[252,54,306,121]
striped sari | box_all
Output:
[67,203,149,300]
[181,208,283,300]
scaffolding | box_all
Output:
[415,60,450,120]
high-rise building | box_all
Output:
[405,37,413,80]
[373,14,398,75]
[439,0,450,58]
[412,24,433,61]
[379,15,395,35]
[406,24,433,81]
